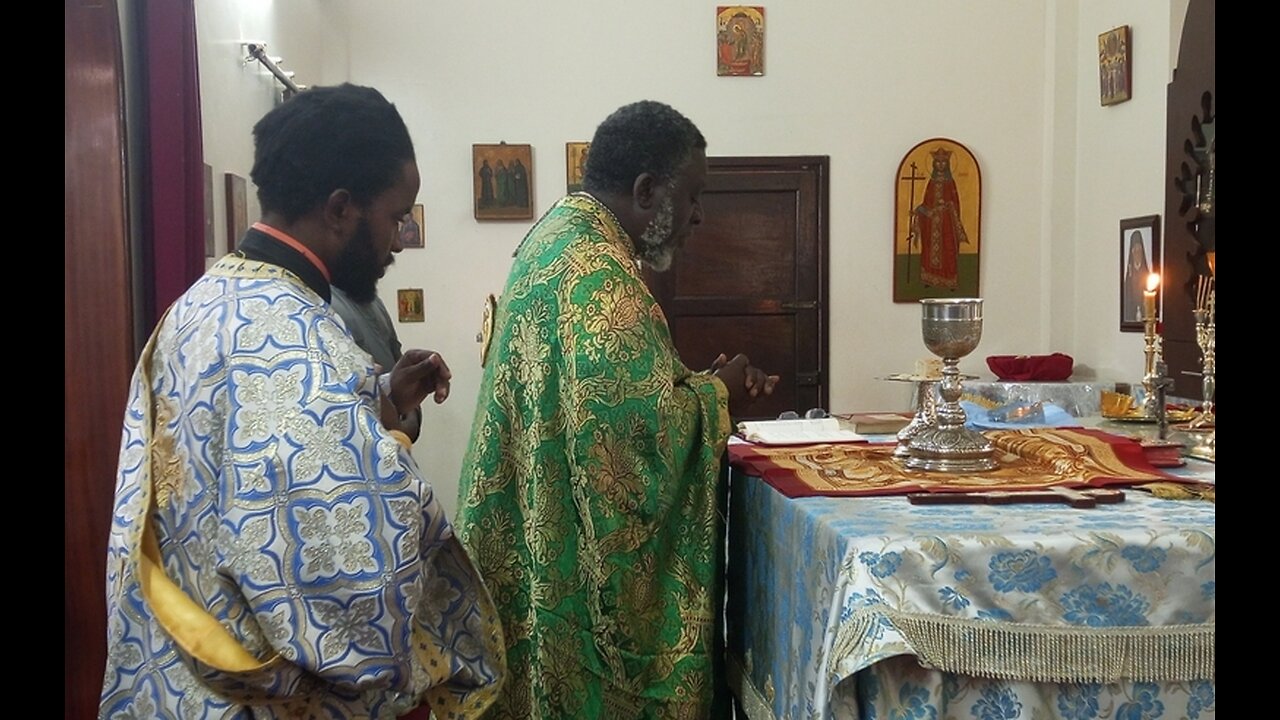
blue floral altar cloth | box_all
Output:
[726,460,1215,720]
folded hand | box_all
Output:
[710,353,780,416]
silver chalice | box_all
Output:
[904,298,998,472]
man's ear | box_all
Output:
[632,173,658,211]
[322,189,358,233]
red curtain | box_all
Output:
[142,0,205,328]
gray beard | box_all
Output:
[636,195,676,271]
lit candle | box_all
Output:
[1144,273,1160,321]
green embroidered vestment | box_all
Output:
[457,194,731,719]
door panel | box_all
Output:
[650,156,828,420]
[678,185,799,299]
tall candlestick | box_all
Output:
[1143,272,1160,320]
[1139,273,1165,419]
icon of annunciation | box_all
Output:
[716,6,764,77]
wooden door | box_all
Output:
[648,156,828,420]
[66,1,134,717]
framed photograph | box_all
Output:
[892,138,982,302]
[1098,25,1132,106]
[397,288,425,323]
[717,6,765,77]
[473,143,534,220]
[203,163,215,257]
[224,172,248,252]
[566,142,590,193]
[400,203,425,249]
[1119,215,1161,332]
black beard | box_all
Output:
[330,217,384,304]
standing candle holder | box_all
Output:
[1191,288,1215,428]
[1139,308,1165,419]
[905,298,998,472]
[1186,280,1215,462]
[1133,272,1168,419]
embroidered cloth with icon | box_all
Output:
[728,427,1182,498]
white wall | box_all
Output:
[195,0,350,258]
[1070,0,1185,381]
[194,1,1185,518]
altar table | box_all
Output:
[725,454,1215,719]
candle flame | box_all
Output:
[1146,273,1161,292]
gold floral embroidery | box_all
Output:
[151,395,185,509]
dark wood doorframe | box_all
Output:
[66,1,135,717]
[648,156,829,418]
[1162,0,1214,400]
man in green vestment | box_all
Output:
[456,100,777,718]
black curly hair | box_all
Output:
[250,83,415,222]
[582,101,706,196]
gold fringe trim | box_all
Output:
[832,607,1215,684]
[726,654,777,720]
[1137,481,1216,502]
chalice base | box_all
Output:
[1184,428,1215,463]
[894,381,939,459]
[904,426,998,473]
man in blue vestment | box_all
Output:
[99,83,504,719]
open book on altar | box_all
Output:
[736,417,866,445]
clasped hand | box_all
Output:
[709,353,779,417]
